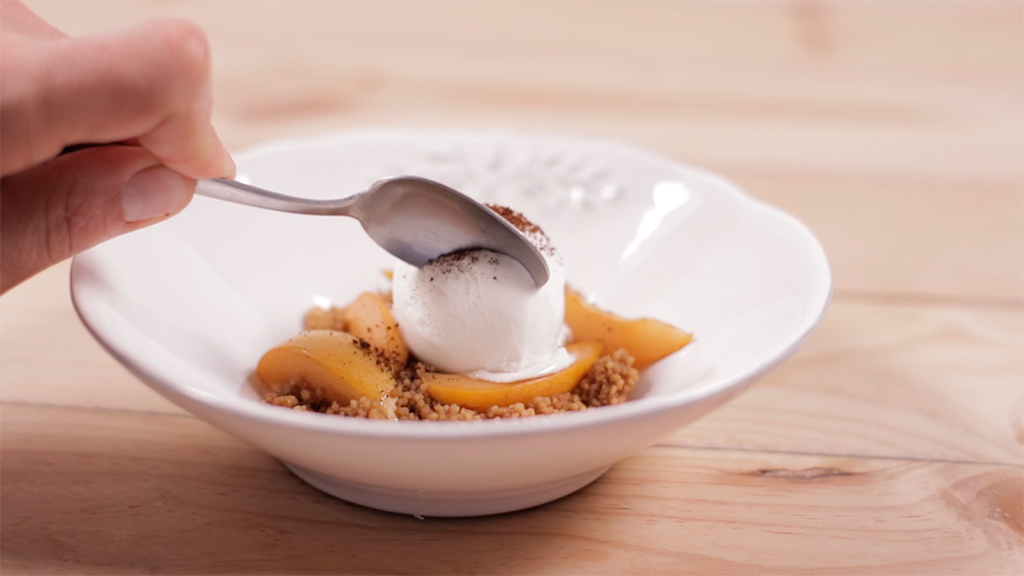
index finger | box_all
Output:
[0,17,235,179]
[0,1,68,41]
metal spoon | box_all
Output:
[194,176,550,287]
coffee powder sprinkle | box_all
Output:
[486,204,555,255]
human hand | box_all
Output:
[0,1,235,294]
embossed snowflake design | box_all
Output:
[383,139,626,214]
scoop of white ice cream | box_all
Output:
[392,242,571,382]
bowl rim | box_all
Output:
[71,128,832,441]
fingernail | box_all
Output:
[211,131,236,178]
[122,166,191,222]
[220,147,237,179]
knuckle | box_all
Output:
[149,18,211,89]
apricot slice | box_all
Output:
[422,341,602,409]
[565,289,691,370]
[341,292,409,369]
[304,306,347,331]
[257,330,397,406]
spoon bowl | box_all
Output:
[194,176,550,286]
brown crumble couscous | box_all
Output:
[264,348,640,421]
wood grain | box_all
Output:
[2,403,1021,575]
[4,265,1021,465]
[673,299,1024,465]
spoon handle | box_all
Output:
[195,178,360,216]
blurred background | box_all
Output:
[31,0,1022,304]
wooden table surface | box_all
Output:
[3,1,1022,574]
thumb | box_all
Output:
[0,145,194,293]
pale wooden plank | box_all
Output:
[673,300,1024,466]
[3,265,1020,464]
[2,403,1020,575]
[5,241,1020,463]
[32,0,1023,175]
[25,1,1023,300]
[733,171,1023,303]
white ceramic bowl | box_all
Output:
[71,130,831,517]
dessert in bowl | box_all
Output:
[257,202,693,421]
[70,130,831,516]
